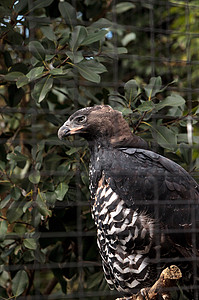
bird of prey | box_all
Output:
[58,105,199,297]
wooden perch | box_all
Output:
[116,265,182,300]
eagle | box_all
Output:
[58,105,199,297]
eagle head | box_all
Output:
[58,105,148,149]
[58,105,122,140]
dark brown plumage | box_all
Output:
[58,105,199,297]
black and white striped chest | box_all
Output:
[90,173,155,294]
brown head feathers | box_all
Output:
[58,105,148,149]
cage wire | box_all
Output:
[0,0,199,299]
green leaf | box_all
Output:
[0,271,9,288]
[144,76,162,99]
[31,0,53,10]
[116,47,128,54]
[31,76,53,102]
[109,94,126,106]
[26,66,44,81]
[81,171,89,186]
[7,29,23,45]
[0,195,11,209]
[12,270,29,296]
[65,147,81,156]
[121,107,133,115]
[158,79,178,93]
[37,141,45,152]
[16,75,29,88]
[11,187,21,200]
[91,18,112,29]
[41,26,56,41]
[78,66,100,82]
[0,161,6,171]
[0,220,8,241]
[45,191,57,206]
[4,72,24,81]
[55,183,69,201]
[23,201,32,213]
[152,125,177,151]
[76,60,107,83]
[29,170,40,184]
[66,51,84,64]
[32,144,38,160]
[81,29,108,46]
[59,31,70,46]
[124,79,139,101]
[179,143,192,166]
[58,1,76,28]
[1,244,16,259]
[36,192,52,217]
[122,32,136,46]
[45,114,60,126]
[49,67,69,76]
[69,26,87,52]
[6,202,24,223]
[7,151,28,162]
[23,238,37,250]
[102,46,127,58]
[195,106,199,115]
[29,41,45,61]
[34,248,46,263]
[116,2,135,14]
[137,101,155,112]
[87,271,104,289]
[155,94,186,111]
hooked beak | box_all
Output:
[58,125,71,140]
[58,122,84,140]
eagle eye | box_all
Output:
[74,115,87,124]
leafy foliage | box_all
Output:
[0,0,198,299]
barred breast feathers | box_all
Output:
[91,173,155,293]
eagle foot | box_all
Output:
[115,265,182,300]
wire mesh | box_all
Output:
[0,0,199,299]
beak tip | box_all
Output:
[58,126,70,140]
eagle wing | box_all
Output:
[90,143,199,294]
[100,147,199,246]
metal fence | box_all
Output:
[0,0,199,299]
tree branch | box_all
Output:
[116,265,182,300]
